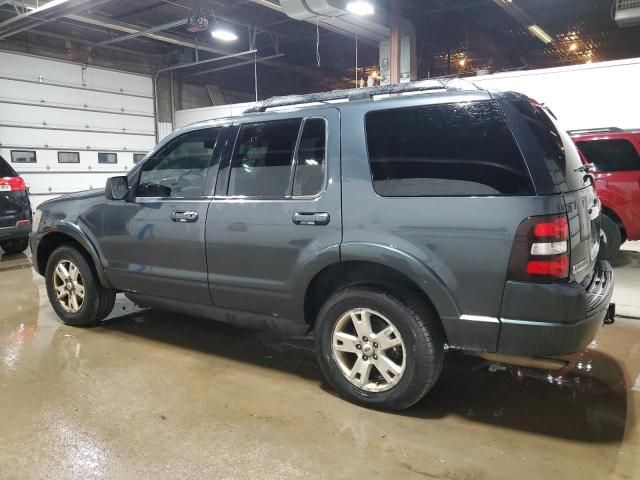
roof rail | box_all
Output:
[568,127,624,135]
[244,78,478,114]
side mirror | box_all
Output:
[106,176,130,201]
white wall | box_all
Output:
[174,102,255,129]
[472,57,640,131]
[0,51,156,208]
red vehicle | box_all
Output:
[570,128,640,260]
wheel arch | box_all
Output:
[303,258,459,343]
[36,224,112,289]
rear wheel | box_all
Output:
[0,236,29,254]
[45,246,116,326]
[599,215,622,261]
[315,286,444,411]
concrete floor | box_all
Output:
[0,247,639,480]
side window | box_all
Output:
[292,118,326,196]
[133,153,146,164]
[98,152,117,164]
[228,118,302,197]
[58,152,80,164]
[365,101,534,196]
[137,127,221,198]
[576,139,640,172]
[11,150,36,163]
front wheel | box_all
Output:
[315,287,444,411]
[0,236,29,254]
[45,246,116,326]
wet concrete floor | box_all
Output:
[0,249,639,479]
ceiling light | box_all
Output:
[569,43,577,51]
[527,25,554,44]
[346,1,375,16]
[211,27,238,42]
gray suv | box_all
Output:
[31,80,614,410]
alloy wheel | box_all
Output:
[331,308,406,392]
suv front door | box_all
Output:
[101,126,226,304]
[206,108,341,321]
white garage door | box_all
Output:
[0,51,156,208]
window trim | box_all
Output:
[57,151,80,164]
[223,116,328,200]
[290,116,329,199]
[98,152,118,164]
[10,150,37,164]
[363,100,535,198]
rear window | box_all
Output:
[365,101,534,196]
[511,98,585,191]
[0,156,16,177]
[576,139,640,172]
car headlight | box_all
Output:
[32,209,42,233]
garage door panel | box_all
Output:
[0,52,152,97]
[0,126,156,151]
[0,79,154,115]
[0,103,154,134]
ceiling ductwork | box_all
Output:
[255,0,416,83]
[279,0,390,43]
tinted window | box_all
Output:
[576,139,640,172]
[98,152,117,164]
[133,153,146,164]
[11,150,36,163]
[366,101,533,196]
[511,98,584,191]
[292,118,326,196]
[58,151,80,163]
[137,127,220,198]
[229,119,302,197]
[0,156,16,177]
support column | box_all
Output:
[389,0,401,84]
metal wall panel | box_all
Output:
[0,51,156,208]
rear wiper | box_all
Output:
[574,163,594,173]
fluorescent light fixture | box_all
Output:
[527,25,554,44]
[211,27,238,42]
[346,1,375,16]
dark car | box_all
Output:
[570,128,640,260]
[0,155,31,254]
[31,81,614,410]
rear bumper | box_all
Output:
[497,260,614,356]
[0,222,31,241]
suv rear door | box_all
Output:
[0,156,30,228]
[503,95,600,283]
[206,108,341,321]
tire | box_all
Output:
[0,236,29,254]
[45,245,116,326]
[599,215,622,261]
[315,286,444,411]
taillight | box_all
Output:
[0,176,26,192]
[507,214,570,282]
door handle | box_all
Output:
[292,212,330,226]
[171,210,198,223]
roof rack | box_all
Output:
[568,127,624,135]
[244,78,478,114]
